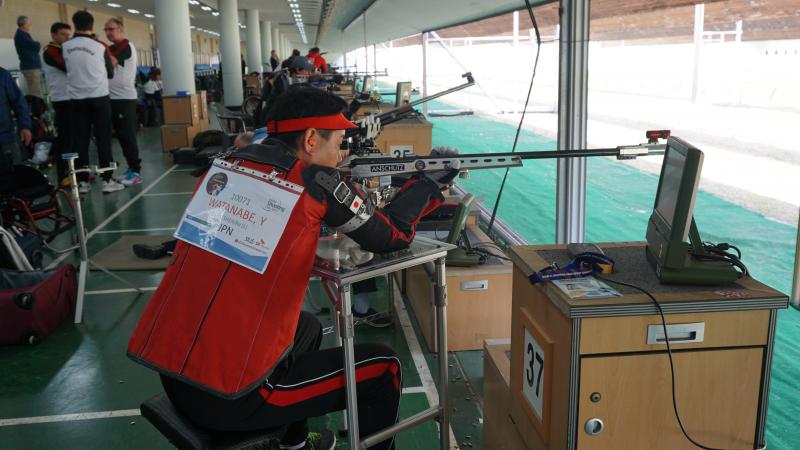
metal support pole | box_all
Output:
[339,283,360,449]
[692,4,704,102]
[792,209,800,308]
[65,156,88,324]
[513,10,520,47]
[434,256,449,450]
[555,0,590,244]
[422,32,429,116]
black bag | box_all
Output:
[0,265,77,345]
[192,130,226,150]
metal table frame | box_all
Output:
[312,237,455,450]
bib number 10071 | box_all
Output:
[523,328,545,419]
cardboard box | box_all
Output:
[161,124,200,152]
[375,115,433,156]
[484,339,527,450]
[163,94,200,126]
[405,224,512,351]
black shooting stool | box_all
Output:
[141,393,283,450]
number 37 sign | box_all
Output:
[524,328,546,419]
[517,308,553,442]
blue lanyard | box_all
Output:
[528,252,615,284]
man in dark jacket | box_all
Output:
[14,16,43,96]
[0,66,32,193]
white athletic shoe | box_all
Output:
[101,179,125,193]
[78,182,92,194]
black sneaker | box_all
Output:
[280,430,336,450]
[353,308,393,328]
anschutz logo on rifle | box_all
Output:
[370,164,406,173]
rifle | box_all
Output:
[345,73,476,148]
[339,131,671,179]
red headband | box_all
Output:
[266,113,357,135]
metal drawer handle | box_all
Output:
[584,418,604,436]
[646,322,705,345]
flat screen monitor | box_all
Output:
[646,136,705,272]
[650,136,703,242]
[360,76,374,94]
[395,82,412,106]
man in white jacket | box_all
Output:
[105,18,142,187]
[62,10,123,194]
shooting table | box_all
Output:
[312,236,456,450]
[507,242,788,450]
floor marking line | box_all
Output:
[85,287,159,295]
[46,165,178,270]
[143,192,193,197]
[172,168,197,172]
[401,386,427,395]
[391,277,459,449]
[0,409,140,426]
[94,227,177,234]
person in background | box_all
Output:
[14,16,42,97]
[62,10,123,194]
[270,50,280,71]
[306,47,328,74]
[105,18,142,186]
[0,66,32,192]
[42,22,72,186]
[281,49,301,70]
[142,68,163,127]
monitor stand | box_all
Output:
[648,218,739,285]
[446,230,482,267]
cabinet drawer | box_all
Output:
[579,309,769,355]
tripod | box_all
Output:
[61,153,142,323]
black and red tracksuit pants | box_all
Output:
[161,311,402,450]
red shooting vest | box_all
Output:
[128,155,325,398]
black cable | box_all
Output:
[595,275,756,450]
[487,0,541,235]
[469,247,511,261]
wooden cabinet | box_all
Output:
[405,224,512,351]
[508,242,788,450]
[577,348,762,450]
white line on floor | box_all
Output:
[401,386,427,395]
[46,165,178,270]
[85,287,158,295]
[94,227,177,234]
[391,277,459,449]
[172,168,197,172]
[0,409,140,427]
[143,192,193,197]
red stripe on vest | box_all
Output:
[261,360,400,407]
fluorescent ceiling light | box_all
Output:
[201,6,211,11]
[107,3,121,8]
[211,11,219,16]
[127,9,140,14]
[144,13,155,18]
[189,1,200,5]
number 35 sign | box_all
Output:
[516,308,553,442]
